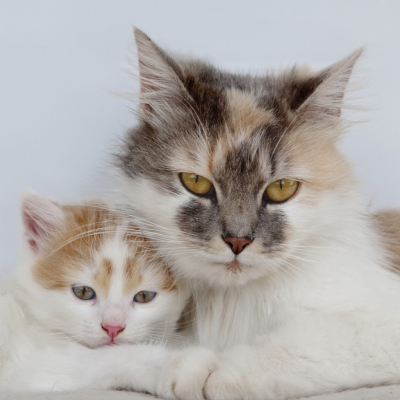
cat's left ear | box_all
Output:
[21,191,65,254]
[294,48,363,130]
[134,27,193,124]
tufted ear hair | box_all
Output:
[21,191,65,254]
[134,27,193,124]
[293,48,363,135]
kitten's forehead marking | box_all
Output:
[94,257,114,297]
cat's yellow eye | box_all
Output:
[265,179,299,203]
[134,291,157,304]
[72,285,96,300]
[180,173,213,196]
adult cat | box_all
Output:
[116,28,400,399]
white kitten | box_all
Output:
[0,192,189,392]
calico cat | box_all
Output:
[114,28,400,399]
[0,192,189,392]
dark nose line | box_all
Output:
[224,236,253,255]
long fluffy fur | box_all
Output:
[113,29,400,399]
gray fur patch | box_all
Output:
[177,199,219,243]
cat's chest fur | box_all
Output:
[190,279,299,350]
[188,237,400,351]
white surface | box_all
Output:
[3,386,400,400]
[0,391,154,400]
[1,1,400,271]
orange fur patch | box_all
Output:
[32,202,118,290]
[94,258,114,297]
[32,203,178,297]
[123,232,177,294]
[226,89,276,136]
[159,266,177,292]
[209,89,276,175]
[282,126,354,203]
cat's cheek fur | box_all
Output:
[118,175,186,234]
[14,270,107,348]
[118,171,355,288]
[119,175,271,286]
[119,175,346,288]
[131,289,188,338]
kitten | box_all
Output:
[115,28,400,399]
[0,192,189,392]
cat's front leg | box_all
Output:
[157,347,220,400]
[202,343,290,400]
[160,342,310,400]
[167,344,270,400]
[168,315,400,400]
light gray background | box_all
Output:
[1,0,399,271]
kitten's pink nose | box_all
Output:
[224,237,252,255]
[102,325,125,340]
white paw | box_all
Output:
[158,347,219,400]
[203,362,245,400]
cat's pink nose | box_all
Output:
[224,237,252,255]
[102,325,125,340]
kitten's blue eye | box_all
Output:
[72,286,96,300]
[133,291,157,304]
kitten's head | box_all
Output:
[18,192,188,348]
[117,29,362,287]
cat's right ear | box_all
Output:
[21,191,65,254]
[134,27,192,123]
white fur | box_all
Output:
[117,169,400,400]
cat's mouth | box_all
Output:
[209,257,243,273]
[226,259,241,272]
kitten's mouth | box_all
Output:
[106,338,119,346]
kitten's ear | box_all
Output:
[21,191,65,254]
[296,48,363,127]
[134,27,192,121]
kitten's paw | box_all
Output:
[158,347,219,400]
[203,361,245,400]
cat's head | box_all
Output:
[18,192,188,348]
[117,29,362,287]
